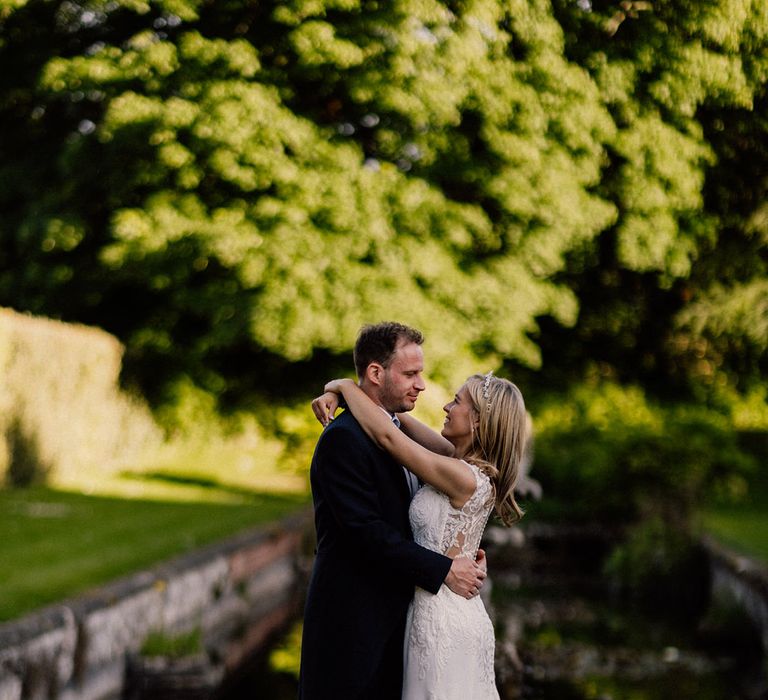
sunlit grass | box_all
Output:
[1,432,312,622]
[703,505,768,565]
[0,485,309,621]
[703,470,768,565]
[51,431,309,502]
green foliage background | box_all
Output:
[2,0,765,407]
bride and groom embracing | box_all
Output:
[298,322,528,699]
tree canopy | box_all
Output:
[0,0,766,405]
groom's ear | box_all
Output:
[366,362,384,386]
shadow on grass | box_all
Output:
[118,470,302,502]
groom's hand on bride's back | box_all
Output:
[444,557,487,599]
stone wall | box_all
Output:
[0,510,312,700]
[702,534,768,653]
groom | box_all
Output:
[298,322,487,700]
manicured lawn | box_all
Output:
[0,486,308,621]
[703,469,768,565]
[704,508,768,564]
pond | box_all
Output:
[223,525,765,699]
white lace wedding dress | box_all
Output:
[402,461,500,700]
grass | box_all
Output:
[0,429,314,623]
[0,485,308,622]
[53,435,309,501]
[704,509,768,563]
[0,413,317,623]
[703,468,768,565]
[141,628,204,658]
[5,404,762,627]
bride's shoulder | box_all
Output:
[460,460,494,489]
[460,459,488,481]
[459,459,484,475]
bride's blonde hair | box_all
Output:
[463,373,528,526]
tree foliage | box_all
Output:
[0,0,766,404]
[526,0,768,398]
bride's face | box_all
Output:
[441,384,476,449]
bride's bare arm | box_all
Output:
[395,413,455,457]
[326,379,475,508]
[311,390,454,460]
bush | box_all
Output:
[530,383,756,527]
[5,419,51,487]
[529,382,758,603]
[0,308,161,487]
[140,628,203,659]
[154,374,321,479]
[604,516,710,613]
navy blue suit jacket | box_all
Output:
[298,410,451,699]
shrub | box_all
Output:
[140,628,203,659]
[5,419,51,487]
[530,383,755,527]
[604,516,710,613]
[0,308,161,487]
[529,384,755,600]
[529,382,757,604]
[154,374,320,480]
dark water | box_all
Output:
[492,574,760,699]
[223,528,765,700]
[218,646,299,698]
[491,526,765,700]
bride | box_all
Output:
[319,371,527,699]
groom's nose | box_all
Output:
[414,375,425,392]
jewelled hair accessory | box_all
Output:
[482,370,493,407]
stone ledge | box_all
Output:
[701,535,768,596]
[701,534,768,651]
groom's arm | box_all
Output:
[316,424,452,593]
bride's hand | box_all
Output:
[311,391,340,427]
[312,380,354,426]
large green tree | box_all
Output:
[522,0,768,400]
[0,0,615,402]
[1,0,766,406]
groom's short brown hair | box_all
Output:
[353,322,424,379]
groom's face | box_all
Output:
[379,341,426,413]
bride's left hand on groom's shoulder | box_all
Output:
[311,391,340,427]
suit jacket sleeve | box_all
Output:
[316,423,451,594]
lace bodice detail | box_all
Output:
[409,461,494,560]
